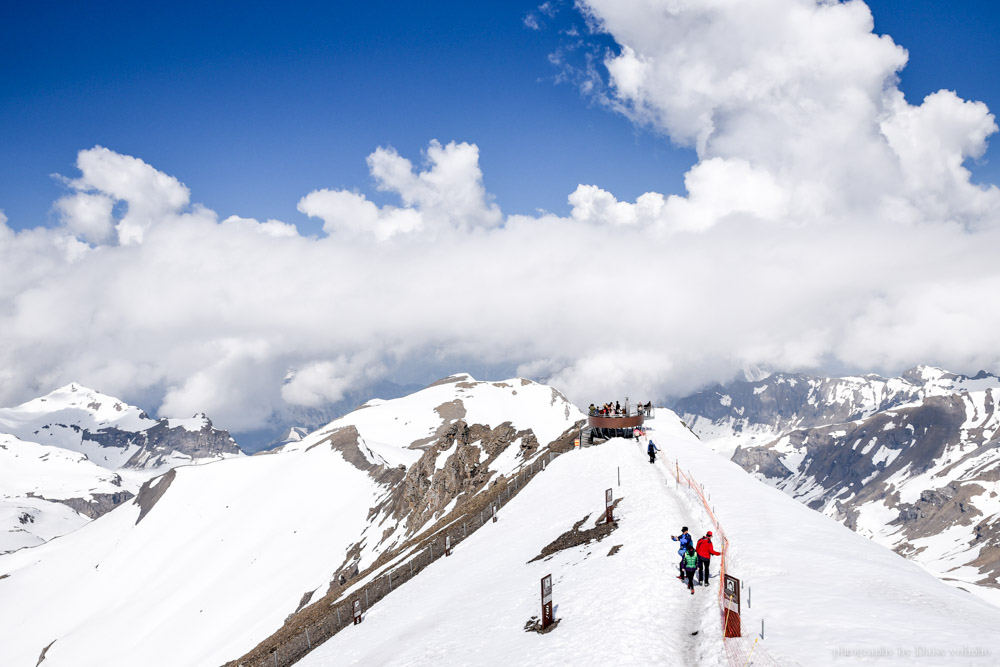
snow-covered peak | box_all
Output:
[284,375,584,464]
[0,384,156,447]
[164,414,211,432]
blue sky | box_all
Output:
[3,0,997,233]
[4,0,1000,436]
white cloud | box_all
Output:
[3,1,1000,432]
[298,140,501,241]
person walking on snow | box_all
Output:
[671,527,693,579]
[647,440,659,464]
[696,531,723,586]
[682,546,699,593]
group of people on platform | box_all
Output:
[671,526,723,593]
[587,400,653,416]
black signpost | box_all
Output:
[353,599,362,625]
[723,574,741,637]
[605,488,614,523]
[541,574,553,630]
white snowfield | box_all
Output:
[0,383,156,467]
[3,381,999,667]
[0,384,243,553]
[301,412,1000,667]
[0,375,584,667]
[0,440,387,667]
[0,434,127,552]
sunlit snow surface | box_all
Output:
[3,391,1000,666]
[302,413,1000,667]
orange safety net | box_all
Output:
[674,460,784,667]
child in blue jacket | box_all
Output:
[671,526,693,579]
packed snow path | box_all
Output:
[298,438,727,666]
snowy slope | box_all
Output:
[0,439,388,667]
[286,374,581,462]
[298,414,1000,667]
[0,374,584,667]
[679,367,1000,606]
[0,434,127,552]
[0,384,245,552]
[299,438,726,666]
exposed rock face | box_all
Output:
[391,420,538,529]
[134,469,177,524]
[49,492,136,521]
[84,416,242,469]
[677,366,1000,598]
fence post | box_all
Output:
[388,573,392,591]
[306,628,312,649]
[410,560,414,576]
[365,588,369,608]
[430,544,434,560]
[337,606,341,625]
[274,652,278,667]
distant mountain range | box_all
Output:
[674,365,1000,599]
[0,383,242,552]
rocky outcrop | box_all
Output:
[134,469,177,524]
[50,492,135,520]
[83,417,242,469]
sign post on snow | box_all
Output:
[605,488,614,523]
[540,574,554,630]
[353,599,362,625]
[723,574,741,637]
[445,535,452,556]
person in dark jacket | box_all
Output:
[647,440,659,464]
[695,531,723,586]
[682,546,699,593]
[671,527,693,578]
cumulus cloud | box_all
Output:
[297,140,501,241]
[2,0,1000,434]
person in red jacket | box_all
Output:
[696,531,722,586]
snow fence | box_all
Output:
[674,460,783,667]
[228,450,564,667]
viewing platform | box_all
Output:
[585,402,654,443]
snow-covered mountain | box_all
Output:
[0,383,242,469]
[0,374,585,667]
[5,374,1000,667]
[0,383,243,553]
[291,416,1000,667]
[675,366,1000,605]
[0,434,130,552]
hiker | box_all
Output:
[615,400,621,415]
[647,440,659,464]
[671,526,693,579]
[588,403,597,416]
[696,531,723,586]
[683,545,699,593]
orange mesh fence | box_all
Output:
[674,459,784,667]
